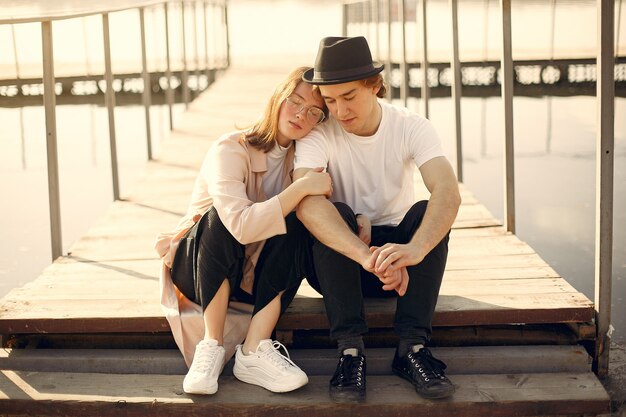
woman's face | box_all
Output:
[276,82,325,146]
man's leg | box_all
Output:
[308,202,367,401]
[368,200,454,399]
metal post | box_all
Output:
[41,21,63,261]
[203,1,211,80]
[11,25,26,170]
[364,0,371,42]
[343,3,349,37]
[500,0,515,233]
[420,0,429,118]
[181,1,190,108]
[102,13,120,201]
[164,2,174,129]
[616,0,623,56]
[594,0,615,379]
[450,0,463,181]
[375,0,381,61]
[140,7,153,160]
[386,0,393,102]
[546,0,556,154]
[400,0,408,107]
[223,2,230,68]
[193,1,201,96]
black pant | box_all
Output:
[171,207,313,316]
[308,201,449,345]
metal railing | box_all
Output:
[342,0,616,378]
[0,0,230,261]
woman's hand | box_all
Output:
[356,214,371,245]
[299,167,333,198]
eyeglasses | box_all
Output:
[285,96,325,125]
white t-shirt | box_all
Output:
[262,142,292,199]
[294,100,444,226]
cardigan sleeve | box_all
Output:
[206,137,286,245]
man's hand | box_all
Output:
[356,214,371,245]
[367,243,425,275]
[361,247,409,296]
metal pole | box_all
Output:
[546,0,556,154]
[594,0,615,379]
[450,0,463,181]
[193,1,201,96]
[500,0,515,233]
[375,0,381,60]
[102,13,120,201]
[343,3,349,37]
[617,0,623,56]
[364,1,371,42]
[164,2,174,129]
[181,1,190,108]
[203,1,210,80]
[223,2,230,68]
[41,21,63,261]
[11,25,26,170]
[400,0,408,107]
[420,0,429,118]
[386,0,393,102]
[140,7,153,160]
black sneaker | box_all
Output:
[392,346,455,399]
[329,350,366,402]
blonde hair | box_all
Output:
[246,67,326,152]
[360,73,387,98]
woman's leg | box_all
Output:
[242,290,283,353]
[203,279,230,344]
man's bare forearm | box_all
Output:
[409,182,461,259]
[296,195,370,264]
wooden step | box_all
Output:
[0,371,609,417]
[0,346,592,376]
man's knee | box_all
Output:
[406,200,429,221]
[333,202,358,233]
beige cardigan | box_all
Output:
[155,131,294,366]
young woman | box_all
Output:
[155,67,330,395]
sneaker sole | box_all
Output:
[233,363,308,393]
[329,387,366,403]
[391,366,455,400]
[183,381,218,395]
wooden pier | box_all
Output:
[0,62,610,416]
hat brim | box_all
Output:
[302,63,384,85]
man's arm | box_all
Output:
[294,168,371,264]
[370,156,461,274]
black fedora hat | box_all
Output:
[303,36,384,85]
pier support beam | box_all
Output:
[102,13,120,201]
[500,0,515,234]
[594,0,614,379]
[41,21,63,261]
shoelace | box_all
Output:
[408,349,447,383]
[336,355,365,387]
[259,340,298,370]
[191,343,219,373]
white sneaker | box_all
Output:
[183,339,226,394]
[233,339,308,393]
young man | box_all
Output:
[294,36,461,401]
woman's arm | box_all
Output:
[276,168,332,216]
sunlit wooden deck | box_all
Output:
[0,62,609,416]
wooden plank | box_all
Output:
[0,372,609,417]
[0,345,591,376]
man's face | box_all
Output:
[319,81,380,136]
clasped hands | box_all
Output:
[357,214,424,297]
